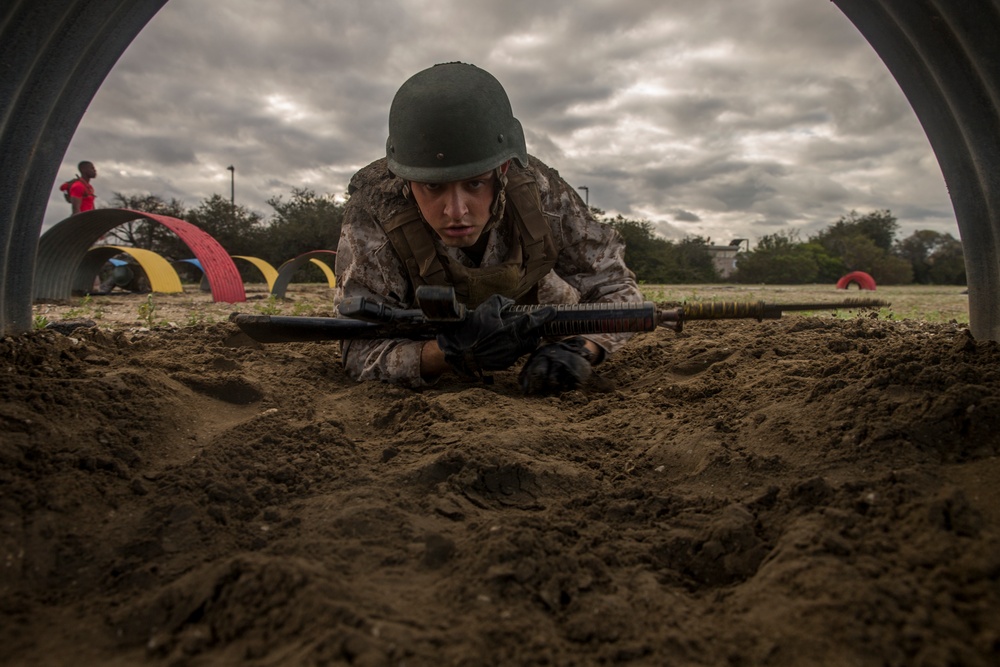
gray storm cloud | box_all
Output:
[48,0,958,247]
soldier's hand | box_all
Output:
[437,295,555,378]
[519,336,594,395]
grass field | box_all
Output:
[32,282,970,330]
[638,283,970,324]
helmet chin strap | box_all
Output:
[483,163,510,234]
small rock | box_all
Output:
[45,319,96,335]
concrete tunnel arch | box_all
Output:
[3,0,1000,337]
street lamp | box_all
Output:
[226,165,235,208]
[577,185,589,207]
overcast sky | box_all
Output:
[47,0,959,248]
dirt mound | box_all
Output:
[2,313,999,666]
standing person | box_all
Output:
[66,161,97,214]
[334,62,642,394]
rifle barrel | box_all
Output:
[232,298,891,343]
[231,314,387,343]
[680,298,888,322]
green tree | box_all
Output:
[810,209,912,284]
[928,235,966,285]
[820,232,912,284]
[606,216,675,283]
[813,209,899,252]
[836,234,886,272]
[732,231,820,284]
[895,229,939,284]
[262,188,345,266]
[872,252,914,285]
[106,192,188,254]
[186,194,266,258]
[895,230,966,284]
[800,241,845,283]
[663,236,719,283]
[605,216,719,283]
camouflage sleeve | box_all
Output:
[528,156,643,358]
[333,198,436,388]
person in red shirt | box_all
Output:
[68,161,97,214]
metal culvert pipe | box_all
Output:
[0,0,168,333]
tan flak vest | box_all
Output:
[381,168,559,308]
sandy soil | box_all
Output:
[3,286,999,666]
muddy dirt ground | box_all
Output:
[2,286,999,666]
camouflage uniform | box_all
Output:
[334,155,642,387]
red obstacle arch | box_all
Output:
[35,208,246,302]
[836,271,877,290]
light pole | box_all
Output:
[226,165,235,208]
[577,185,589,207]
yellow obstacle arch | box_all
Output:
[232,256,280,291]
[309,258,336,289]
[78,245,183,294]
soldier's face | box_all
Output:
[410,171,495,248]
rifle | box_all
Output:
[230,286,889,344]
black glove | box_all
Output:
[437,295,555,378]
[519,336,596,395]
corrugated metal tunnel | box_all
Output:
[2,0,1000,337]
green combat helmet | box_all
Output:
[386,62,528,183]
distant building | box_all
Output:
[705,239,748,279]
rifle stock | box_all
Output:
[230,287,889,344]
